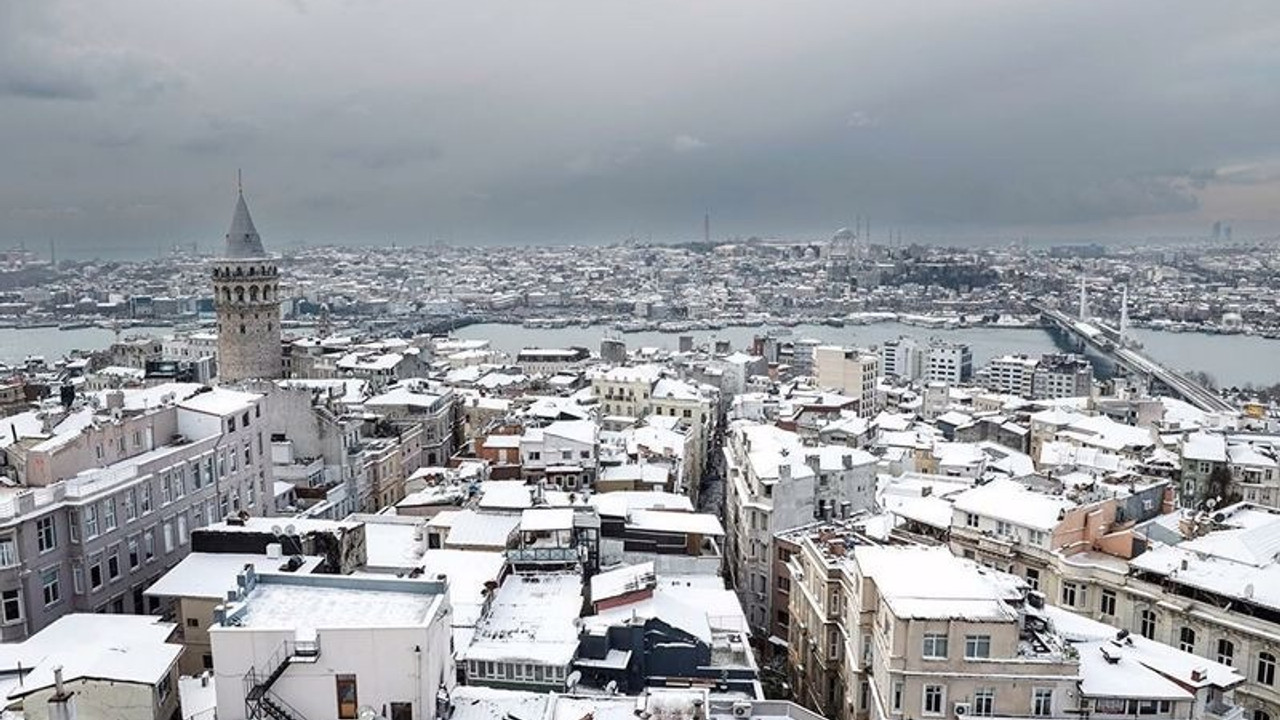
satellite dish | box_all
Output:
[357,707,383,720]
[271,525,283,535]
[284,524,297,536]
[566,670,582,691]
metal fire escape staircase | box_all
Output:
[243,638,321,720]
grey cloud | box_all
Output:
[0,0,1278,255]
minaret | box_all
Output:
[1078,276,1088,321]
[212,175,281,383]
[1119,285,1129,346]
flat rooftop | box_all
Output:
[222,575,444,630]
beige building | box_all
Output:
[813,346,879,418]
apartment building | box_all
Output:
[0,383,273,640]
[723,420,876,639]
[1032,354,1094,400]
[210,568,454,720]
[881,338,925,382]
[813,346,880,418]
[926,341,973,385]
[946,476,1171,600]
[362,380,460,467]
[979,355,1039,398]
[858,546,1080,720]
[590,364,664,419]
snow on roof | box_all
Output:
[445,510,520,549]
[463,572,583,666]
[1227,442,1277,468]
[364,384,443,408]
[628,509,723,536]
[589,491,693,518]
[951,477,1076,532]
[652,378,702,402]
[476,480,533,510]
[0,614,180,698]
[145,552,324,599]
[853,545,1023,621]
[177,387,260,417]
[522,508,574,532]
[598,464,669,486]
[590,561,656,603]
[228,576,444,630]
[417,549,507,629]
[884,494,954,530]
[1045,605,1242,694]
[585,575,745,645]
[449,686,550,720]
[360,519,427,570]
[1130,505,1280,610]
[1182,431,1227,462]
[542,419,598,445]
[593,364,663,385]
[179,673,217,720]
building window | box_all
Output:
[41,568,61,606]
[973,688,995,717]
[922,633,948,659]
[1025,567,1040,590]
[102,499,117,531]
[36,517,56,553]
[1061,581,1079,607]
[0,537,16,568]
[1100,589,1116,617]
[140,484,153,514]
[336,675,359,719]
[1259,651,1277,686]
[965,635,992,659]
[1032,688,1053,717]
[128,537,140,569]
[1,590,21,624]
[107,550,120,581]
[89,556,103,591]
[143,529,155,561]
[1217,639,1234,667]
[84,504,99,539]
[162,522,174,553]
[1179,627,1196,653]
[124,489,136,520]
[892,682,903,712]
[923,685,944,716]
[1140,609,1157,640]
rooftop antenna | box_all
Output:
[237,168,243,194]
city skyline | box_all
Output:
[1,1,1279,257]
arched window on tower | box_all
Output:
[249,286,260,302]
[234,266,243,277]
[235,287,245,303]
[222,288,231,302]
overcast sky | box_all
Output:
[2,1,1279,257]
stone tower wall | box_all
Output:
[213,259,282,382]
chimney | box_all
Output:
[48,665,76,720]
[778,464,791,482]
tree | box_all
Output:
[1204,465,1240,508]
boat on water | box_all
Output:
[58,321,95,330]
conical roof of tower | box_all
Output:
[224,190,267,259]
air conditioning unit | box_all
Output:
[731,701,753,718]
[954,702,972,717]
